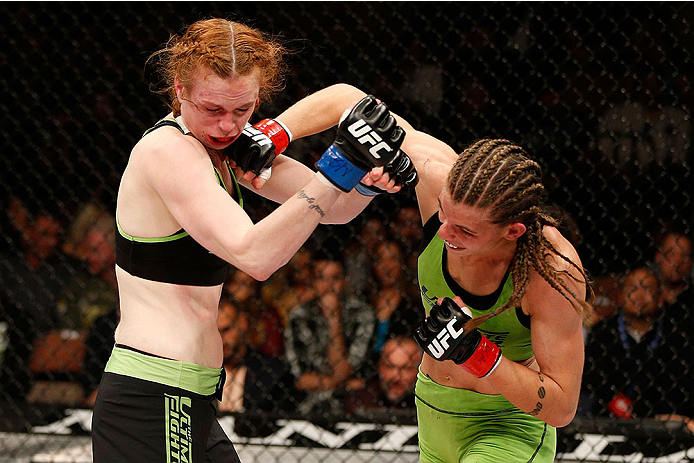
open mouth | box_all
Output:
[444,240,460,250]
[211,135,234,144]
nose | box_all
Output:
[438,220,453,242]
[218,114,241,136]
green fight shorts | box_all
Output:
[414,370,556,463]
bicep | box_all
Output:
[149,142,254,254]
[527,277,585,395]
[403,131,457,223]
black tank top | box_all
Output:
[115,118,243,286]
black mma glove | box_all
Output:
[355,149,419,196]
[414,297,502,378]
[221,119,292,176]
[316,95,405,192]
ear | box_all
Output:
[254,97,260,112]
[504,222,527,241]
[174,75,184,100]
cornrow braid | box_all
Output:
[484,159,541,209]
[448,139,504,202]
[446,139,591,332]
[464,146,510,206]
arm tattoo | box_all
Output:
[530,372,546,416]
[297,190,325,217]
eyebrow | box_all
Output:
[198,99,254,110]
[437,198,477,235]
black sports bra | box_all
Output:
[115,117,242,286]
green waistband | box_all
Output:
[415,369,519,416]
[104,346,222,396]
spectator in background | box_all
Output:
[217,297,297,437]
[343,217,387,299]
[371,240,423,352]
[390,205,424,301]
[344,335,421,416]
[0,198,69,398]
[583,273,621,336]
[81,308,119,407]
[57,202,118,331]
[582,266,694,428]
[653,227,693,323]
[284,254,375,417]
[224,269,283,357]
[261,245,315,327]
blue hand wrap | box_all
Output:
[315,145,367,192]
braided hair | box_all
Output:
[447,139,591,331]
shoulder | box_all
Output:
[542,226,581,267]
[130,125,216,193]
[135,125,207,165]
[523,226,586,319]
[536,225,586,292]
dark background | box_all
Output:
[1,2,693,461]
[3,2,692,276]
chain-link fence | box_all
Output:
[1,2,693,462]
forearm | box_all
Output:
[249,147,375,226]
[487,359,579,428]
[320,190,373,224]
[276,84,367,140]
[219,176,341,280]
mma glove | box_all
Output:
[355,149,419,196]
[221,118,292,176]
[316,95,406,192]
[414,297,502,378]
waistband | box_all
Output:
[104,345,223,396]
[414,369,519,416]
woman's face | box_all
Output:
[176,66,260,150]
[436,190,516,257]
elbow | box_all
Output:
[239,259,285,282]
[547,408,578,428]
[243,266,275,282]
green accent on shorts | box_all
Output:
[415,370,556,463]
[104,345,221,396]
[165,393,193,463]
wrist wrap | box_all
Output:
[255,118,291,155]
[316,145,367,192]
[460,335,502,378]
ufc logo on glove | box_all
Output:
[347,119,393,159]
[427,318,465,359]
[242,125,273,147]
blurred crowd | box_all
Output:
[2,189,694,438]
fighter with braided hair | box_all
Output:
[404,132,591,461]
[291,80,589,461]
[300,80,590,459]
